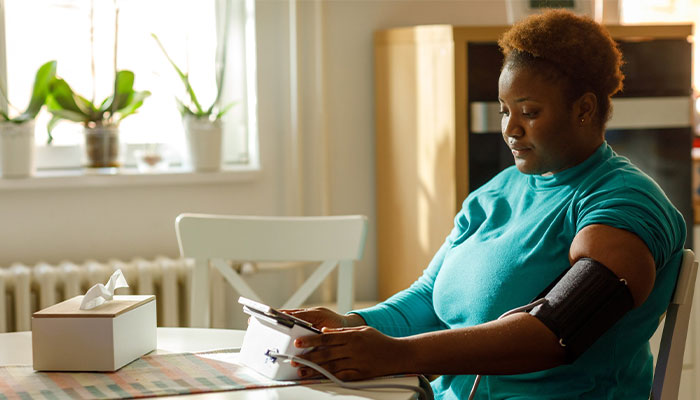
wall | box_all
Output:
[314,0,507,300]
[0,1,508,303]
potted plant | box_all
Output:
[46,70,150,168]
[0,60,57,178]
[152,33,236,172]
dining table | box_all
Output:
[0,327,423,399]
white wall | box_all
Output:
[0,0,507,303]
[313,0,508,300]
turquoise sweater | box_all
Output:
[355,143,686,399]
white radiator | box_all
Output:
[0,257,235,332]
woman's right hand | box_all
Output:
[281,307,366,330]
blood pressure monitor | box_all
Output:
[238,296,320,380]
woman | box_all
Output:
[287,9,686,399]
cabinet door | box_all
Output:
[375,28,457,299]
[467,42,512,192]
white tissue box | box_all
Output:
[32,295,156,371]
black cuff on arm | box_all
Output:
[530,257,634,363]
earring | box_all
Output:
[580,118,585,125]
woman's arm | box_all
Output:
[295,224,656,380]
[282,307,366,330]
[568,224,655,307]
[294,312,564,379]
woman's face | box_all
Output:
[498,64,600,175]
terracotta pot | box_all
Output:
[183,115,223,172]
[84,126,120,168]
[0,120,35,178]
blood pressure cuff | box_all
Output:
[529,257,634,363]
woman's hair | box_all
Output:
[498,9,624,128]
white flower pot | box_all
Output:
[0,120,36,178]
[84,126,121,168]
[183,115,223,172]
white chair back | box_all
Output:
[652,248,698,400]
[175,213,368,327]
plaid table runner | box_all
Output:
[0,352,317,399]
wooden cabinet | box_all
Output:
[374,24,693,300]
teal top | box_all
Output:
[355,142,686,399]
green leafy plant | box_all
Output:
[45,70,151,144]
[0,60,57,124]
[151,33,236,121]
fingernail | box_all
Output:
[295,339,302,347]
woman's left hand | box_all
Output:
[293,326,410,381]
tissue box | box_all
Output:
[32,295,156,371]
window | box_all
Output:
[1,0,256,170]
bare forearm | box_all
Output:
[344,312,367,327]
[396,313,566,376]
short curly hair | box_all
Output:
[498,9,624,128]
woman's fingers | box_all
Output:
[278,307,346,329]
[296,326,362,348]
[308,345,346,363]
[293,326,405,381]
[294,328,372,379]
[297,358,357,379]
[279,308,304,314]
[298,359,343,378]
[334,369,362,381]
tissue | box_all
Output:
[80,269,129,310]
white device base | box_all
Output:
[239,315,315,380]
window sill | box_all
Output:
[0,163,261,191]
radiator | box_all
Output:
[0,257,235,332]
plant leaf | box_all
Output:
[0,83,11,114]
[181,74,204,115]
[99,97,113,115]
[19,60,57,120]
[46,114,63,144]
[47,78,88,117]
[47,107,91,123]
[99,96,111,110]
[151,33,204,114]
[115,90,151,123]
[108,70,135,113]
[194,110,210,119]
[206,101,216,116]
[74,93,100,121]
[175,97,194,118]
[12,113,32,123]
[215,101,238,120]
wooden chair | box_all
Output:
[651,249,698,400]
[175,213,368,328]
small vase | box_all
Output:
[84,126,120,168]
[183,115,223,172]
[0,119,36,178]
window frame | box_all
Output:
[0,0,259,175]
